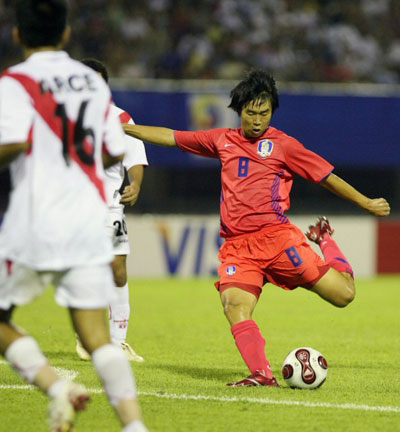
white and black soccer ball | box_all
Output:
[282,347,328,389]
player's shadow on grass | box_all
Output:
[152,363,245,382]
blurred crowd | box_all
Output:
[2,0,400,83]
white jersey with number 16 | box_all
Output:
[0,51,125,270]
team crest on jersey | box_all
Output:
[257,140,274,159]
[226,265,236,276]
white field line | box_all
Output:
[53,367,79,381]
[0,363,398,414]
[139,391,400,413]
[0,362,78,381]
[0,384,399,414]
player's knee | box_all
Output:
[222,297,251,320]
[343,283,356,306]
[223,301,238,317]
[335,281,356,308]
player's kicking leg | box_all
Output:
[0,307,90,432]
[109,255,144,362]
[70,308,148,431]
[220,287,279,387]
[306,216,355,307]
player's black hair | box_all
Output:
[228,69,279,115]
[80,58,109,83]
[15,0,68,48]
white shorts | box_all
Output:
[107,208,130,256]
[0,261,116,310]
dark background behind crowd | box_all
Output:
[1,0,399,216]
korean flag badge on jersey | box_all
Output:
[257,139,274,159]
[226,265,236,276]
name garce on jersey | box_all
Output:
[39,73,98,94]
[217,131,290,206]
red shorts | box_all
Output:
[215,223,330,299]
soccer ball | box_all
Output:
[282,347,328,389]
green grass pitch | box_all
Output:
[0,276,399,431]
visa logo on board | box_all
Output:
[157,223,223,276]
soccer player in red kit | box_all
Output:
[123,70,391,386]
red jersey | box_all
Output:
[174,126,333,238]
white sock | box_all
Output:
[92,343,137,406]
[109,283,130,344]
[122,420,149,432]
[48,378,69,399]
[5,336,47,383]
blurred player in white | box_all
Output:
[0,1,148,431]
[76,58,148,363]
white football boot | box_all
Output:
[120,342,144,362]
[48,382,90,432]
[75,336,90,361]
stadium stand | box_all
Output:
[1,0,400,82]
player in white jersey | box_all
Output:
[0,2,148,431]
[75,58,148,363]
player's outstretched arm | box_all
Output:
[123,124,176,147]
[0,142,30,170]
[320,173,391,217]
